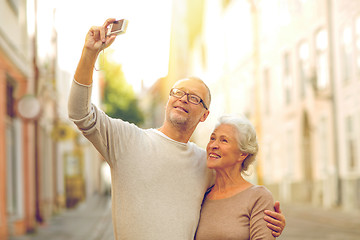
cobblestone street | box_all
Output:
[9,195,114,240]
[9,196,360,240]
[278,203,360,240]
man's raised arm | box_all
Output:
[74,18,117,85]
[68,18,118,121]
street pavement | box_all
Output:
[9,196,360,240]
[278,203,360,240]
[9,194,114,240]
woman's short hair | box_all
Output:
[215,115,259,174]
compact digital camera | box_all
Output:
[107,19,128,36]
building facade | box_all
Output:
[189,0,360,211]
[1,1,105,239]
[0,0,36,238]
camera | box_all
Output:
[107,19,128,36]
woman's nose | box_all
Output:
[209,141,218,149]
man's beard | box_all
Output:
[168,110,190,128]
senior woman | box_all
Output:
[195,115,276,240]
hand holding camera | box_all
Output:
[83,18,128,72]
[85,18,128,55]
[107,19,128,36]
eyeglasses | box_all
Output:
[169,88,208,110]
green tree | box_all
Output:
[100,51,144,125]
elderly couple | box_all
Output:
[68,18,286,240]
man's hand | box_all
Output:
[264,201,286,237]
[85,18,117,54]
[75,18,118,85]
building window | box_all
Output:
[6,79,16,118]
[263,68,271,115]
[315,29,329,90]
[341,25,353,84]
[6,76,21,217]
[302,112,312,180]
[7,0,20,15]
[318,117,329,177]
[285,129,294,177]
[263,143,273,183]
[346,115,357,171]
[298,41,310,98]
[355,16,360,78]
[283,52,293,105]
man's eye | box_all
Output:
[189,96,200,102]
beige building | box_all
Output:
[0,0,36,237]
[0,1,105,239]
[188,0,360,211]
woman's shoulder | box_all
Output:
[246,185,274,212]
[248,185,274,199]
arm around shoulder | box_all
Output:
[249,186,276,240]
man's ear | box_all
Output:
[200,110,210,122]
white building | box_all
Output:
[190,0,360,211]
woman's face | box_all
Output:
[206,124,248,170]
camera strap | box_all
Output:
[94,43,105,71]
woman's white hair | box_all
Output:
[215,115,259,174]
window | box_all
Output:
[318,117,329,177]
[285,129,294,176]
[355,16,360,78]
[346,115,357,171]
[315,29,329,90]
[341,25,353,84]
[7,0,20,15]
[6,121,17,215]
[298,42,310,98]
[6,76,21,218]
[302,112,312,180]
[283,52,293,105]
[263,143,273,183]
[263,68,271,115]
[6,80,15,117]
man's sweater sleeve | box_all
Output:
[68,79,142,166]
[68,79,112,161]
[68,79,92,120]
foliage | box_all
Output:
[100,51,144,125]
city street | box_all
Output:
[9,195,114,240]
[278,203,360,240]
[3,0,360,239]
[9,196,360,240]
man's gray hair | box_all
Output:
[185,76,211,109]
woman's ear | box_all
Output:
[238,152,249,162]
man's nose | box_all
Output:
[179,94,189,103]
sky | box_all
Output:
[36,0,173,92]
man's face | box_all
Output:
[165,78,210,129]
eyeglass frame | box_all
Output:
[169,88,208,110]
